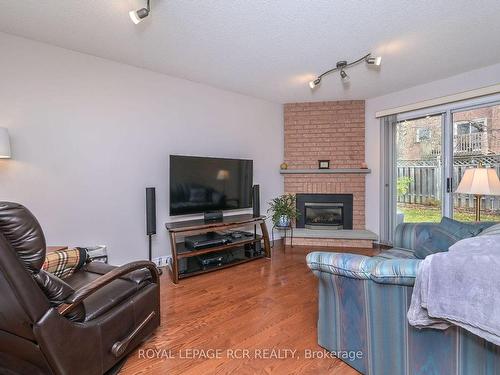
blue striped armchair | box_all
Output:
[307,222,500,375]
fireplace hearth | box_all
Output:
[296,194,353,230]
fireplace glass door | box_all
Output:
[304,203,344,229]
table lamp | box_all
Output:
[0,127,11,159]
[455,166,500,221]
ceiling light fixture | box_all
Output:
[130,0,151,24]
[309,53,382,90]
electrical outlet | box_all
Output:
[152,256,171,268]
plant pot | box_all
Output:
[276,215,291,228]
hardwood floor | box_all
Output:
[120,242,380,375]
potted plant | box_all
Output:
[267,194,299,227]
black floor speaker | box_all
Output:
[146,187,156,235]
[252,184,260,217]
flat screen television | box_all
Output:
[169,155,253,216]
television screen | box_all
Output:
[169,155,253,216]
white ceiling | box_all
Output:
[1,0,500,103]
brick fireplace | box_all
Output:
[282,100,375,247]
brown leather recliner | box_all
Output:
[0,202,160,375]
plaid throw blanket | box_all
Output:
[42,247,88,279]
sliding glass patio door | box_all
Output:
[390,98,500,228]
[394,114,445,224]
[381,94,500,241]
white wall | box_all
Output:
[365,63,500,235]
[0,32,284,265]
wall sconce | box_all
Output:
[130,0,151,24]
[0,127,11,159]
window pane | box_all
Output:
[452,105,500,222]
[396,115,443,223]
[457,123,470,135]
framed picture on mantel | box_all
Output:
[318,160,330,169]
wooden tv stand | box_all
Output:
[165,214,270,283]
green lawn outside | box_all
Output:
[398,205,500,223]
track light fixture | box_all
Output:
[130,0,151,24]
[309,53,381,90]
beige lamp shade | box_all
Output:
[455,168,500,196]
[0,127,11,159]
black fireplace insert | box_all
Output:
[296,194,353,229]
[305,203,344,229]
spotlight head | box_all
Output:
[366,56,382,66]
[340,69,349,82]
[309,78,321,89]
[129,7,149,24]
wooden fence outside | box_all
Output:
[397,164,500,212]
